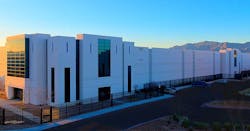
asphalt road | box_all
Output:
[46,80,250,131]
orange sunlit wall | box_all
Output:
[0,46,6,90]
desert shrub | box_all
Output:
[179,116,189,124]
[173,114,182,122]
[212,122,222,131]
[172,114,180,122]
[223,122,233,131]
[182,119,191,128]
[187,127,193,131]
[192,121,209,129]
[233,123,243,130]
[246,124,250,131]
[166,120,171,125]
[181,116,189,121]
[172,114,189,124]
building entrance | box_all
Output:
[13,88,23,100]
[98,87,111,101]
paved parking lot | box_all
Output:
[46,80,250,131]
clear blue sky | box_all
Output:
[0,0,250,47]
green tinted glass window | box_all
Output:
[98,39,111,77]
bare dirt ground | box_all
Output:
[127,80,250,131]
[128,116,186,131]
[129,114,250,131]
[47,79,250,131]
[0,109,37,130]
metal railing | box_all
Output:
[145,74,223,89]
[0,74,224,125]
[0,108,5,125]
[49,89,165,121]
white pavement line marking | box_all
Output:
[22,95,174,131]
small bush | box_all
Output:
[172,114,189,124]
[212,122,222,131]
[192,121,209,129]
[188,127,193,131]
[172,114,179,122]
[182,119,191,128]
[172,114,176,121]
[246,124,250,131]
[181,116,189,121]
[179,116,189,124]
[234,123,243,130]
[166,120,171,125]
[224,122,233,131]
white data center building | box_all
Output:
[1,33,250,105]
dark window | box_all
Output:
[25,38,29,78]
[98,39,111,77]
[14,88,23,100]
[52,42,54,52]
[116,45,117,54]
[6,37,29,78]
[76,40,80,100]
[65,68,70,102]
[98,87,110,101]
[66,42,69,52]
[128,66,131,92]
[234,50,237,67]
[51,68,55,102]
[90,44,92,53]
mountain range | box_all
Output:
[171,41,250,53]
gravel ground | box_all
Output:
[128,116,186,131]
[0,109,37,130]
[0,124,38,130]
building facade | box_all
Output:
[0,46,6,91]
[1,33,250,105]
[5,34,50,104]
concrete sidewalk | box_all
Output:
[0,99,40,123]
[21,95,174,131]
